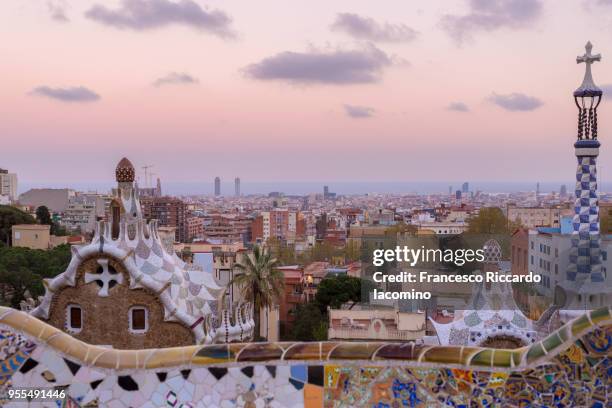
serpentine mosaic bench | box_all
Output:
[0,306,609,407]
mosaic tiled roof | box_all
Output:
[430,268,538,347]
[31,180,254,344]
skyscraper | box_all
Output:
[235,177,240,197]
[461,182,469,193]
[156,177,162,197]
[0,168,17,202]
[214,177,221,196]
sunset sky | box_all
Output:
[3,0,612,187]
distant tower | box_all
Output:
[560,184,567,198]
[214,177,221,196]
[462,182,469,193]
[560,42,609,309]
[448,186,453,196]
[323,185,329,199]
[235,177,240,197]
[455,190,462,200]
[535,182,540,204]
[156,177,162,197]
[112,157,142,238]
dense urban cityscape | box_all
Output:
[2,159,610,340]
[1,0,611,406]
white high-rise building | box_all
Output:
[530,226,612,300]
[62,193,112,233]
[0,168,17,202]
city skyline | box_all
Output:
[15,179,599,196]
[4,1,612,184]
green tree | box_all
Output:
[0,244,71,307]
[312,320,328,341]
[0,205,36,246]
[314,274,373,312]
[0,266,43,308]
[51,223,68,237]
[228,245,284,340]
[345,240,361,262]
[267,237,297,265]
[35,206,67,236]
[467,207,509,234]
[306,241,338,262]
[384,222,418,237]
[35,206,53,226]
[289,303,326,341]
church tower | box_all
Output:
[561,42,610,309]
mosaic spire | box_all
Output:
[565,42,605,308]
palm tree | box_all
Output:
[228,245,284,341]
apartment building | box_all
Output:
[63,194,111,233]
[141,197,187,242]
[251,209,305,244]
[185,217,204,241]
[0,168,17,202]
[529,221,611,298]
[506,205,572,228]
[203,213,253,243]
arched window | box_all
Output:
[129,306,148,334]
[66,305,82,333]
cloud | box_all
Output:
[344,104,375,118]
[488,92,543,111]
[447,102,470,112]
[85,0,235,38]
[30,86,101,102]
[153,72,199,87]
[243,44,393,85]
[48,1,69,22]
[441,0,542,44]
[331,13,418,43]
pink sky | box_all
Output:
[3,0,612,185]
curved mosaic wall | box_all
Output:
[0,306,609,407]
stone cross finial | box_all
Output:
[575,41,602,95]
[85,259,124,297]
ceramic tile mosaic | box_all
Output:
[568,150,603,283]
[0,306,609,407]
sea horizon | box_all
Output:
[15,180,601,197]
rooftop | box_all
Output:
[11,224,50,230]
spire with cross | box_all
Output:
[574,41,602,97]
[560,41,610,310]
[573,42,603,141]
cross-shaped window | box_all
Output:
[84,259,124,297]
